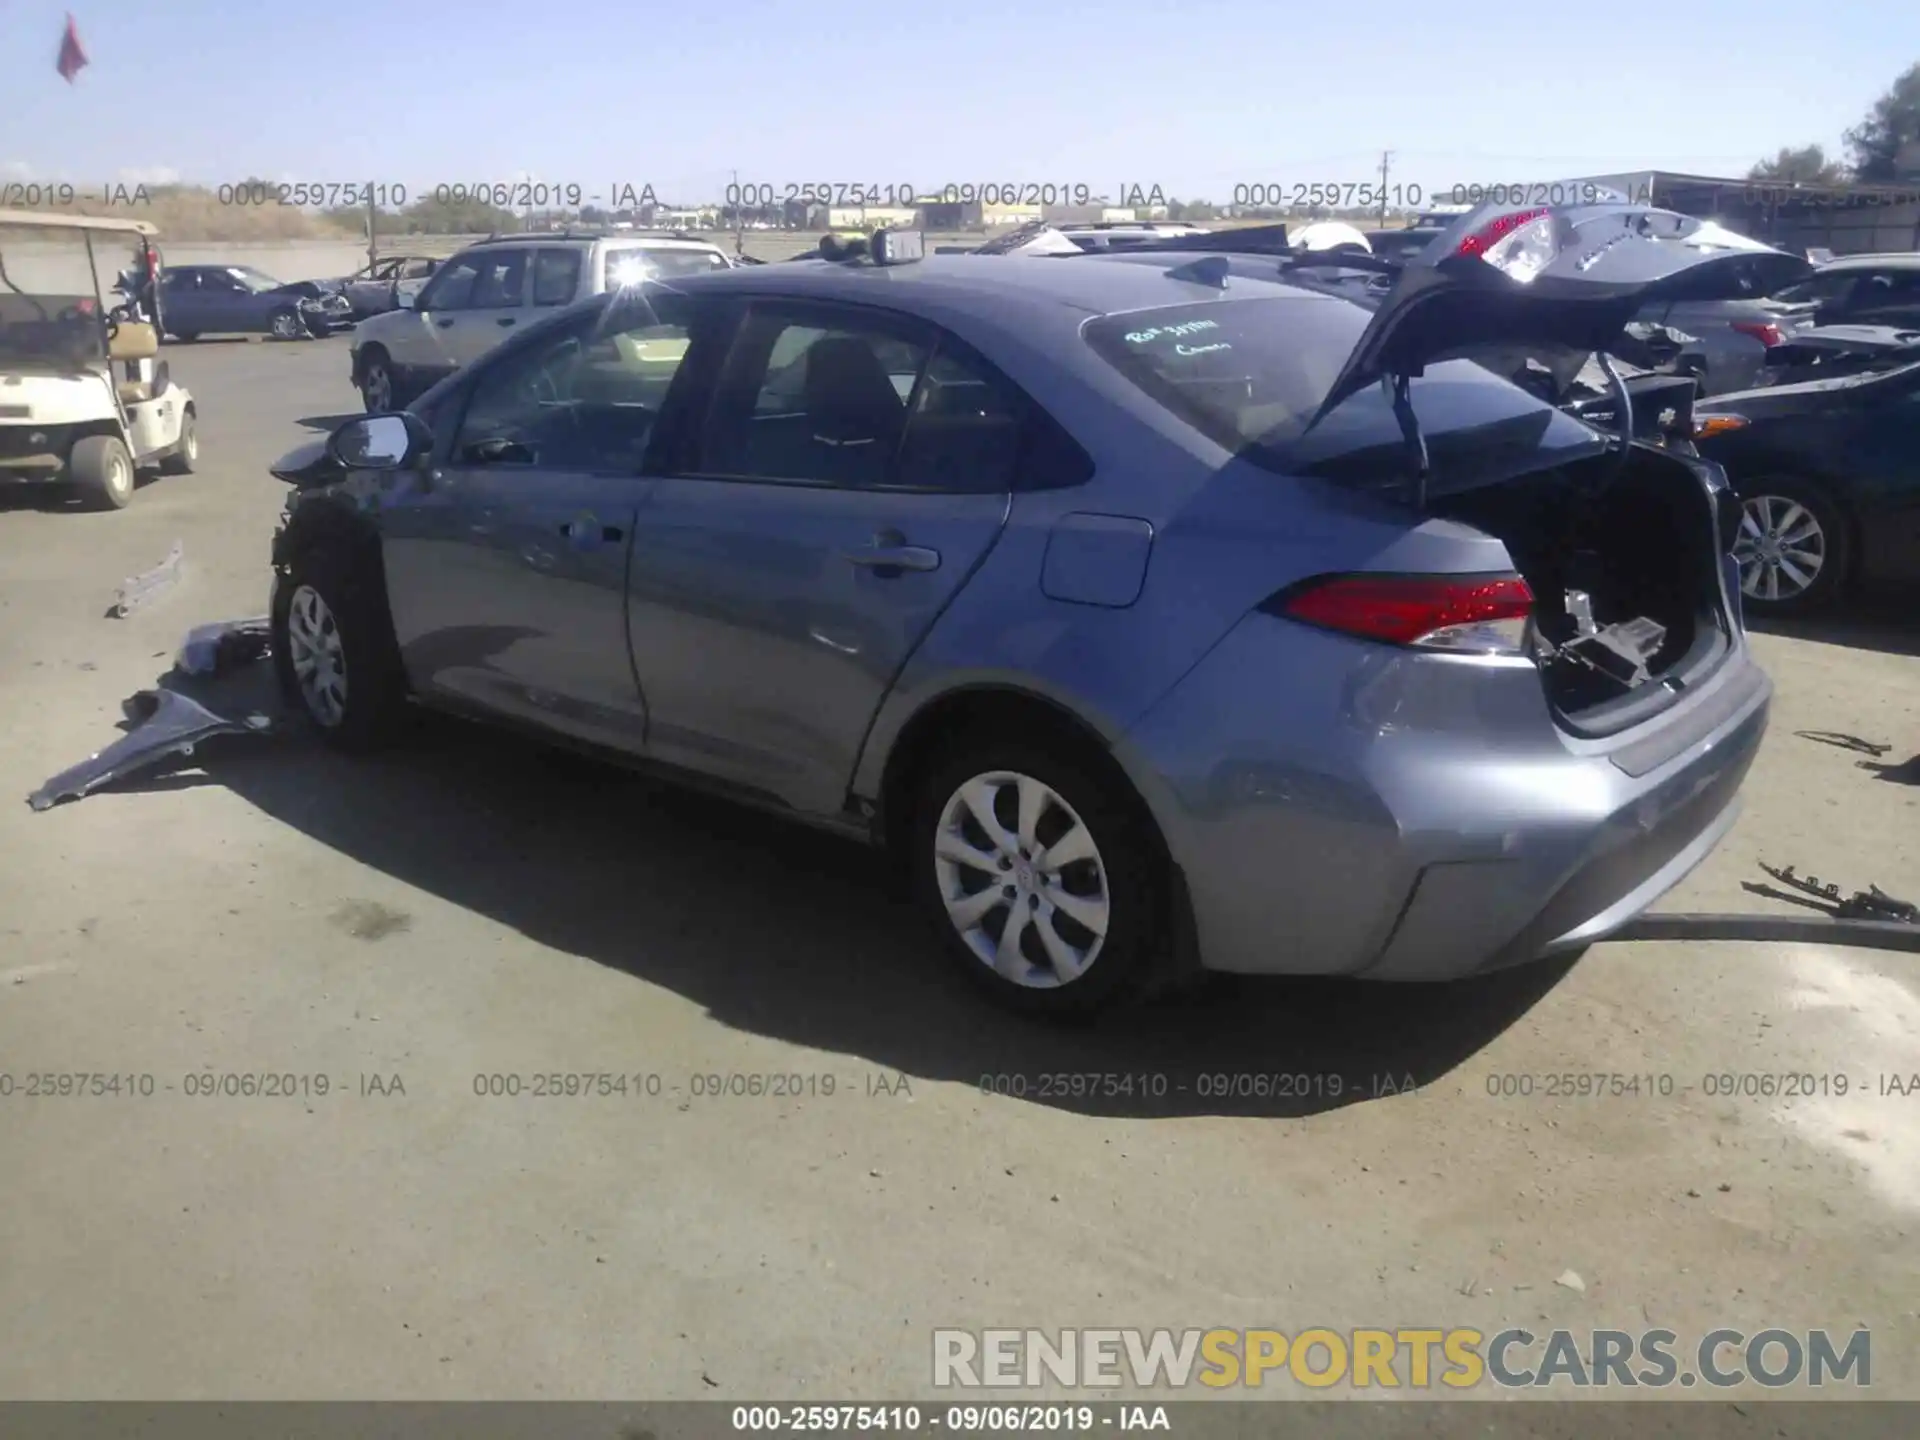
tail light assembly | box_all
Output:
[1693,414,1748,438]
[1265,573,1536,656]
[1730,321,1783,347]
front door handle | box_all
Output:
[842,544,939,574]
[497,317,516,328]
[435,317,455,328]
[560,518,623,543]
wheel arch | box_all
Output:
[870,681,1150,853]
[870,680,1204,998]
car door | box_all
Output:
[159,269,205,337]
[378,293,711,752]
[437,247,531,367]
[380,251,486,384]
[624,299,1020,814]
[194,268,263,333]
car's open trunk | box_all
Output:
[1434,444,1732,738]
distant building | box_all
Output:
[1564,170,1920,255]
[826,205,917,230]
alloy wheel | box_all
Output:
[1732,493,1826,603]
[286,584,348,727]
[362,362,391,412]
[932,770,1111,989]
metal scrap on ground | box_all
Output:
[176,617,272,676]
[111,541,184,617]
[27,688,271,812]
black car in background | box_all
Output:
[1695,357,1920,615]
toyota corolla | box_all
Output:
[265,209,1772,1017]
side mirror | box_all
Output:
[327,411,431,470]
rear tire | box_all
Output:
[908,736,1167,1018]
[1731,477,1851,616]
[68,434,135,510]
[271,540,410,752]
[159,409,197,475]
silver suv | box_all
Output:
[349,230,735,412]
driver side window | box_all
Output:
[450,302,694,472]
[418,254,482,311]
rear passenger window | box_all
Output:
[893,347,1026,492]
[531,249,582,307]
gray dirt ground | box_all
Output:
[0,338,1917,1415]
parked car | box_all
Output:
[158,264,351,341]
[1694,355,1920,615]
[1770,252,1920,331]
[333,255,441,320]
[348,230,735,412]
[267,204,1770,1018]
[1757,324,1920,386]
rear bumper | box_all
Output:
[1115,612,1771,981]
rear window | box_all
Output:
[1083,296,1604,486]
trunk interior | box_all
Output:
[1435,446,1732,737]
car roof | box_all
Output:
[469,231,722,252]
[650,252,1333,344]
[1817,252,1920,271]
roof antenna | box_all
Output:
[1164,255,1229,287]
[1387,371,1430,508]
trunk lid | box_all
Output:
[1312,201,1814,424]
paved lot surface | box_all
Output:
[1,337,1918,1412]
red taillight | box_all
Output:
[1456,207,1552,259]
[1731,321,1783,347]
[1278,573,1535,652]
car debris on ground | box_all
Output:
[27,687,270,812]
[175,617,271,676]
[111,541,184,617]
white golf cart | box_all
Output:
[0,209,196,510]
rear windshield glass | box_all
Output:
[1081,296,1605,487]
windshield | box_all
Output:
[1083,296,1606,490]
[230,266,284,292]
[0,232,108,367]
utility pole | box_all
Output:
[367,185,378,269]
[732,167,745,256]
[1378,150,1393,227]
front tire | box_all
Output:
[68,434,134,510]
[159,409,197,475]
[909,738,1167,1018]
[1731,477,1851,616]
[271,541,410,751]
[358,350,394,413]
[268,308,304,341]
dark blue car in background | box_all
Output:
[159,264,352,342]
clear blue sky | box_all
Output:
[3,0,1916,203]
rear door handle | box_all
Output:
[435,317,455,328]
[497,317,516,328]
[842,545,939,573]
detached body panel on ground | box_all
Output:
[272,218,1771,1012]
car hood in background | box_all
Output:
[1313,203,1814,421]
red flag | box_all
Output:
[56,15,89,83]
